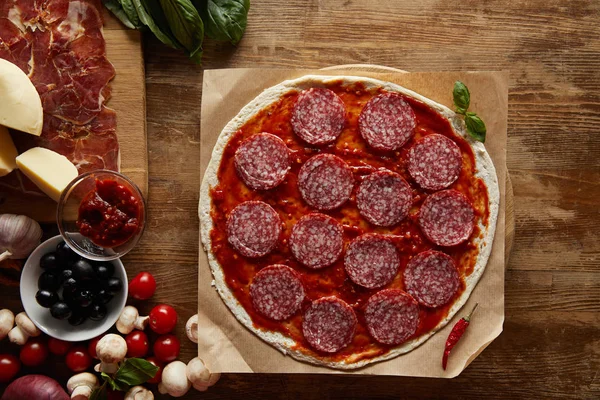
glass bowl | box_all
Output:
[57,170,146,261]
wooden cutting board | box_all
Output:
[0,9,147,223]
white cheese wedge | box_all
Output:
[0,125,18,177]
[16,147,78,202]
[0,58,43,136]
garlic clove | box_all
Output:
[0,214,42,261]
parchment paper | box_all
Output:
[198,69,508,378]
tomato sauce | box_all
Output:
[77,179,142,248]
[209,81,490,363]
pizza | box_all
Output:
[199,75,499,369]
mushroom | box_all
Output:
[0,309,14,340]
[94,334,127,374]
[125,386,154,400]
[186,357,220,391]
[185,314,198,344]
[158,361,191,398]
[8,312,41,345]
[67,372,98,400]
[116,306,149,335]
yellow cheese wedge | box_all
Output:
[0,125,18,177]
[0,59,43,136]
[16,147,78,202]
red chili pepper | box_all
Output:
[442,303,478,370]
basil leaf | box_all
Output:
[453,81,470,112]
[90,384,108,400]
[465,112,487,143]
[114,358,160,387]
[100,372,128,392]
[133,0,180,48]
[118,0,143,28]
[100,372,112,383]
[189,47,203,63]
[103,0,136,28]
[159,0,204,62]
[142,0,183,48]
[195,0,249,45]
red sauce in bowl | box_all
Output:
[76,179,142,248]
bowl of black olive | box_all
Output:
[20,235,128,341]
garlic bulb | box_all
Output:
[0,214,42,261]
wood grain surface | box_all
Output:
[0,9,147,222]
[1,0,599,399]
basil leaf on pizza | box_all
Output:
[465,112,487,143]
[452,81,487,143]
[200,75,499,369]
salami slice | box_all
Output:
[358,93,416,151]
[302,296,357,353]
[356,170,413,226]
[298,153,354,210]
[291,88,346,145]
[408,134,462,190]
[418,190,475,247]
[226,201,282,258]
[289,213,344,269]
[235,133,291,190]
[364,289,420,345]
[250,265,305,321]
[403,250,460,308]
[344,234,400,289]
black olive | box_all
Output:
[36,290,58,308]
[38,271,60,291]
[71,259,95,281]
[40,253,59,270]
[60,269,74,283]
[95,288,113,305]
[89,303,107,321]
[93,263,114,280]
[63,278,78,292]
[105,278,122,295]
[68,310,87,326]
[62,285,78,305]
[75,289,94,308]
[56,241,76,264]
[50,302,72,320]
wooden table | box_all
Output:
[2,0,599,398]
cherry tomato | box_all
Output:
[128,272,156,300]
[125,331,149,358]
[48,338,72,356]
[149,304,177,334]
[88,335,104,360]
[19,338,48,367]
[0,354,20,383]
[65,346,92,372]
[152,334,180,363]
[146,356,164,384]
[107,389,125,400]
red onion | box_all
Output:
[1,375,69,400]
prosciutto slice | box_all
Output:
[0,0,117,195]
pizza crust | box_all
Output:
[199,75,500,370]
